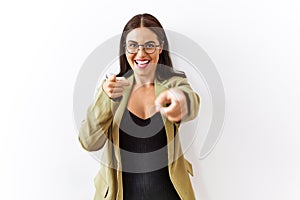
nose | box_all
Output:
[137,45,147,56]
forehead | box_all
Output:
[126,27,159,42]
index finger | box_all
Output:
[155,91,170,107]
[116,78,131,87]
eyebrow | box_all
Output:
[127,40,156,43]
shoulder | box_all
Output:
[158,75,186,83]
[160,75,189,87]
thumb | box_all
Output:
[107,74,116,82]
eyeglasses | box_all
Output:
[126,41,161,54]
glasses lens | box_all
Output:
[126,42,159,54]
[145,42,156,54]
[127,42,138,53]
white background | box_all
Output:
[1,0,299,199]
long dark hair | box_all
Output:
[117,13,186,80]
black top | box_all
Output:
[119,108,180,200]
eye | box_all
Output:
[145,43,155,48]
[128,43,138,48]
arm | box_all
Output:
[174,77,200,123]
[78,81,113,151]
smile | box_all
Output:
[134,59,151,68]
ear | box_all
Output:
[159,41,164,54]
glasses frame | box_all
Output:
[125,42,162,54]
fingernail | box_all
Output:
[155,105,161,112]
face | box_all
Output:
[125,27,163,78]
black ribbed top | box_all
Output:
[119,108,180,200]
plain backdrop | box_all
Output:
[1,0,299,199]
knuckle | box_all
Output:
[108,88,114,93]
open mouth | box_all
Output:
[134,59,150,68]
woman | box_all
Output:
[79,13,200,200]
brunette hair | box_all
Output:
[117,13,186,80]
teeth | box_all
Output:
[136,60,149,65]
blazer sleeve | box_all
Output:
[78,81,113,151]
[172,77,200,123]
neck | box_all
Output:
[133,73,155,87]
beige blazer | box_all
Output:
[79,74,200,200]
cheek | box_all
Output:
[151,53,160,63]
[126,54,134,65]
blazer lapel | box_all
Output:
[154,78,175,164]
[111,74,134,171]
